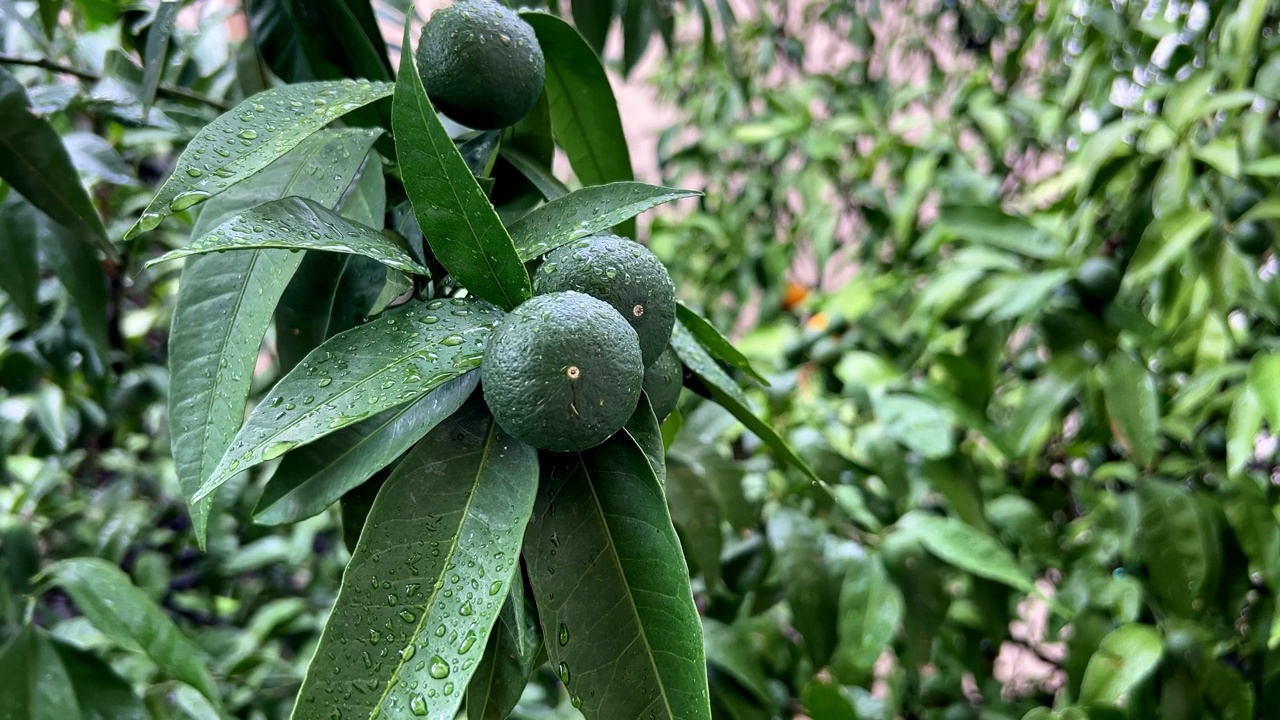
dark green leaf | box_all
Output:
[1202,661,1254,720]
[37,0,63,39]
[146,197,425,275]
[937,205,1059,260]
[509,182,698,260]
[801,679,860,720]
[1222,475,1280,593]
[291,396,539,720]
[393,21,531,310]
[521,12,635,235]
[40,559,221,706]
[571,0,613,54]
[0,189,40,324]
[52,640,149,720]
[1139,482,1213,617]
[621,0,657,75]
[276,251,350,376]
[253,371,478,525]
[625,393,666,486]
[832,553,902,681]
[125,80,393,239]
[0,624,81,720]
[674,303,766,384]
[1079,624,1163,705]
[666,456,724,590]
[767,509,839,665]
[1123,208,1212,286]
[499,146,569,201]
[0,66,112,259]
[672,321,818,481]
[1100,352,1160,468]
[524,432,712,720]
[195,296,503,502]
[139,0,178,112]
[467,568,544,720]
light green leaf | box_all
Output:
[873,394,955,460]
[937,205,1060,260]
[253,372,479,525]
[1100,352,1160,468]
[1193,138,1240,178]
[703,620,772,708]
[1164,72,1216,131]
[40,559,220,706]
[0,66,113,259]
[1138,482,1214,617]
[126,79,393,239]
[1152,144,1191,220]
[898,511,1037,595]
[146,196,426,275]
[625,393,667,486]
[524,431,712,720]
[466,570,544,720]
[195,296,502,503]
[1228,387,1263,477]
[1124,208,1213,286]
[291,396,539,720]
[832,553,902,681]
[393,20,530,311]
[666,456,724,590]
[509,182,698,260]
[1222,474,1280,594]
[672,321,818,481]
[1079,624,1163,705]
[1248,353,1280,431]
[675,303,767,385]
[521,12,636,236]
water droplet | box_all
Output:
[409,693,428,716]
[170,191,211,212]
[459,602,474,616]
[186,167,204,178]
[370,629,381,645]
[399,610,416,623]
[488,581,502,596]
[443,682,454,696]
[362,651,373,668]
[441,335,464,347]
[401,644,416,661]
[458,633,476,654]
[262,440,297,461]
[558,623,570,646]
[418,315,440,325]
[435,624,446,637]
[571,694,583,709]
[238,129,258,140]
[558,661,571,684]
[429,655,450,679]
[319,377,333,387]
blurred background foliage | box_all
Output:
[2,0,1280,718]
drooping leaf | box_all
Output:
[571,0,613,53]
[524,432,712,720]
[621,0,658,75]
[145,197,425,275]
[1227,387,1263,478]
[672,321,818,481]
[139,0,179,113]
[521,12,636,236]
[0,624,81,720]
[125,80,393,239]
[0,66,112,259]
[0,189,40,324]
[832,553,902,681]
[1100,351,1160,468]
[674,303,767,384]
[1138,482,1214,617]
[393,20,530,310]
[40,559,220,706]
[767,508,840,666]
[37,0,63,39]
[1079,624,1163,705]
[245,0,393,85]
[467,568,544,720]
[897,511,1037,595]
[509,182,699,260]
[253,372,478,525]
[168,129,374,545]
[291,396,539,720]
[195,296,503,502]
[276,251,351,376]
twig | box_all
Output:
[0,54,232,111]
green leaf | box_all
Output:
[253,372,478,525]
[466,569,544,720]
[1152,144,1191,220]
[873,393,955,460]
[0,624,81,720]
[937,205,1059,260]
[40,559,220,706]
[291,396,539,720]
[702,620,772,710]
[1138,482,1213,617]
[1227,387,1263,477]
[1222,475,1280,593]
[499,146,569,200]
[145,197,425,275]
[1079,624,1163,705]
[0,189,40,324]
[1100,352,1160,468]
[800,679,861,720]
[168,129,374,545]
[625,393,667,486]
[621,0,657,75]
[52,639,149,720]
[1124,208,1213,286]
[195,296,503,502]
[524,432,712,720]
[276,251,350,376]
[139,0,179,112]
[125,79,393,239]
[37,0,63,38]
[0,67,113,260]
[521,12,636,235]
[767,509,840,666]
[898,511,1037,595]
[1202,661,1254,720]
[509,182,699,260]
[666,456,724,590]
[675,303,767,385]
[393,20,531,311]
[672,321,817,480]
[832,553,902,681]
[571,0,613,53]
[1248,352,1280,431]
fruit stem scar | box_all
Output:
[632,304,645,317]
[566,365,581,379]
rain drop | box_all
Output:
[409,694,428,716]
[428,655,450,679]
[558,661,571,684]
[558,623,570,646]
[238,129,258,140]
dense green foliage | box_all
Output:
[2,0,1280,719]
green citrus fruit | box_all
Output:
[1231,221,1273,256]
[1225,188,1263,222]
[642,346,682,420]
[1075,257,1121,305]
[481,291,642,452]
[533,234,676,367]
[809,336,841,366]
[416,0,545,130]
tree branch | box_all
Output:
[0,54,232,111]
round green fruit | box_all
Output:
[416,0,545,130]
[1225,187,1263,222]
[1075,257,1121,306]
[533,234,676,367]
[1231,221,1274,256]
[642,346,682,420]
[809,336,842,366]
[481,291,643,452]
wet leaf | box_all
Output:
[674,303,767,384]
[1079,624,1163,705]
[509,182,698,260]
[0,190,40,324]
[467,568,544,720]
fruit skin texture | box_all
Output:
[416,0,545,130]
[1231,220,1274,256]
[642,346,682,420]
[533,234,676,367]
[481,291,643,452]
[1075,256,1121,306]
